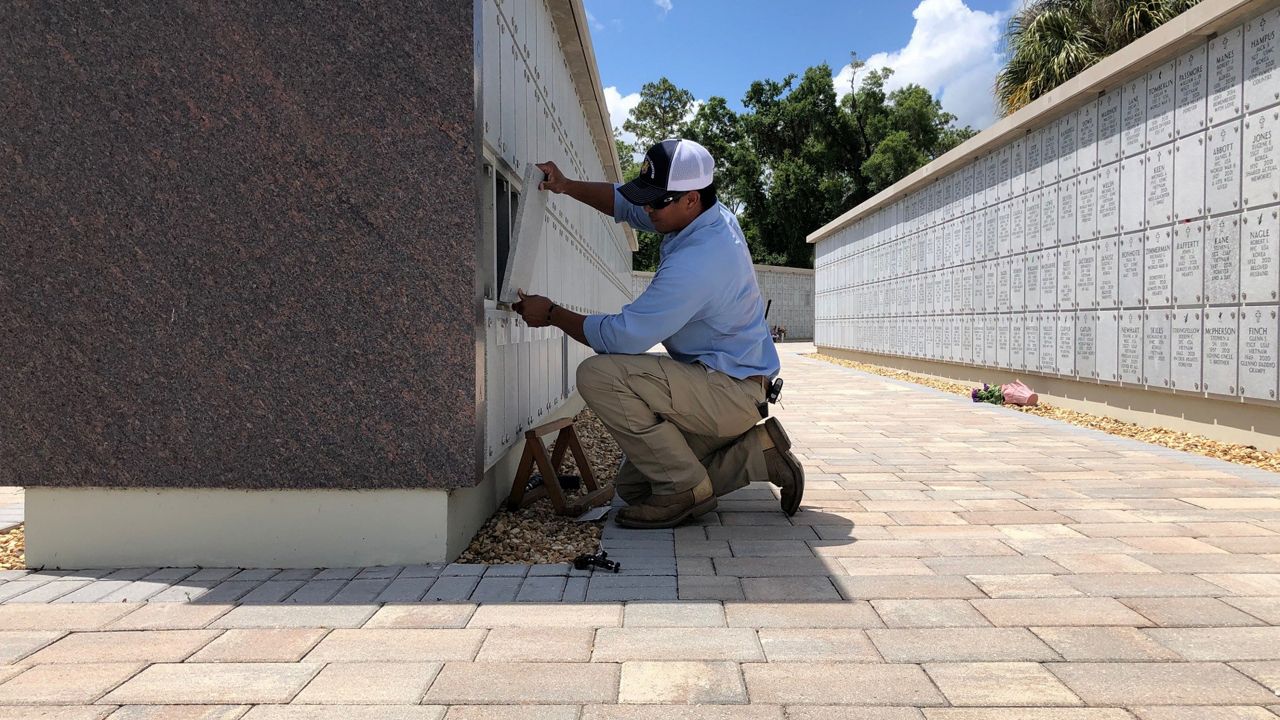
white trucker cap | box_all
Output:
[618,138,716,205]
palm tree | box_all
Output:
[996,0,1202,116]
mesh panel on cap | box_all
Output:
[667,139,715,191]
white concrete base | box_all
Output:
[27,397,587,569]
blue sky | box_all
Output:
[585,0,1021,146]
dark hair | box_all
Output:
[697,183,717,211]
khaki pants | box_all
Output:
[576,353,769,502]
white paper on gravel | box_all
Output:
[499,162,550,304]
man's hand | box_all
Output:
[513,289,554,327]
[536,162,571,194]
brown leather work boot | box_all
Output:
[615,476,717,529]
[763,417,804,516]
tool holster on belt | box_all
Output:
[757,377,784,418]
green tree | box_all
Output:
[622,77,695,153]
[996,0,1201,115]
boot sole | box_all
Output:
[765,418,805,516]
[615,496,718,529]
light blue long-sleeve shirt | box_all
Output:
[582,186,782,380]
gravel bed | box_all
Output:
[0,526,23,570]
[457,407,622,564]
[808,353,1280,473]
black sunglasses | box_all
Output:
[646,191,688,210]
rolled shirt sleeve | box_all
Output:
[583,253,711,355]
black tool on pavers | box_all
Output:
[523,473,583,494]
[573,549,621,573]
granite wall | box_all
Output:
[1,2,481,489]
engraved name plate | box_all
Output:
[997,315,1011,368]
[961,163,975,214]
[1025,190,1043,250]
[986,261,999,312]
[1077,99,1099,172]
[1144,310,1172,388]
[1123,76,1148,154]
[1244,9,1280,113]
[1025,130,1043,189]
[1176,44,1209,138]
[1011,136,1027,197]
[961,315,974,360]
[985,205,1000,259]
[1242,108,1279,208]
[1099,236,1120,307]
[1144,227,1174,306]
[1026,250,1042,311]
[997,201,1013,257]
[1059,177,1078,242]
[1119,311,1145,384]
[1077,169,1099,239]
[1209,27,1244,125]
[1097,310,1120,382]
[1206,120,1242,215]
[1011,253,1026,311]
[1145,143,1174,226]
[1173,221,1205,305]
[1078,239,1098,308]
[1239,305,1279,401]
[1041,185,1059,246]
[1024,314,1040,370]
[1098,91,1123,163]
[1057,312,1077,375]
[1120,233,1146,307]
[1059,111,1079,177]
[1041,248,1059,311]
[987,147,1003,207]
[1241,206,1280,303]
[1147,60,1177,147]
[963,213,976,262]
[1171,310,1203,391]
[1009,195,1027,255]
[1077,311,1098,378]
[997,145,1013,201]
[1011,314,1025,369]
[998,258,1011,312]
[1041,123,1060,184]
[972,314,985,364]
[1098,164,1121,235]
[1206,215,1242,304]
[1120,156,1146,232]
[1060,246,1077,309]
[1174,132,1207,221]
[1039,312,1057,372]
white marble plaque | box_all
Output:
[963,214,976,262]
[1040,123,1060,184]
[1057,311,1076,376]
[1025,129,1043,189]
[1171,310,1203,392]
[1099,236,1120,307]
[1077,311,1098,379]
[1206,214,1242,304]
[1241,206,1280,303]
[1145,143,1174,227]
[1024,313,1040,371]
[1077,169,1099,239]
[1039,312,1057,372]
[961,315,974,360]
[961,268,974,313]
[985,206,1000,259]
[996,201,1012,257]
[950,316,963,359]
[1041,248,1059,311]
[1144,228,1174,307]
[960,163,975,214]
[1147,60,1177,147]
[971,314,985,364]
[1025,250,1041,311]
[1242,108,1280,208]
[1120,156,1146,233]
[986,261,999,312]
[1011,314,1026,369]
[1240,305,1279,401]
[1244,9,1280,114]
[1206,120,1243,215]
[1120,311,1145,384]
[1059,111,1079,177]
[1025,190,1043,249]
[1060,245,1077,309]
[1059,178,1078,243]
[1098,164,1121,236]
[997,315,1011,368]
[1204,309,1240,395]
[1077,239,1098,308]
[1120,233,1145,308]
[997,145,1013,201]
[998,258,1011,312]
[988,149,1003,207]
[1098,91,1123,164]
[1144,310,1172,388]
[1177,44,1210,138]
[1011,136,1027,197]
[1209,27,1245,125]
[1041,185,1059,246]
[1077,100,1099,172]
[1009,195,1027,255]
[1174,132,1207,221]
[1011,253,1026,311]
[1123,76,1148,154]
[1173,221,1205,306]
[1097,310,1120,382]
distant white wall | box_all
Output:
[633,264,815,340]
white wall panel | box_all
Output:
[1147,60,1177,148]
[1173,221,1205,306]
[1077,311,1097,379]
[1099,236,1120,308]
[1177,44,1209,138]
[1078,169,1099,240]
[1099,91,1124,164]
[1123,76,1148,155]
[1099,163,1121,236]
[1204,308,1240,395]
[1206,214,1242,304]
[1242,107,1280,208]
[1239,305,1279,401]
[1024,313,1039,371]
[1209,27,1245,126]
[1145,143,1174,227]
[1207,120,1243,214]
[1098,310,1120,382]
[1174,132,1206,221]
[1120,310,1144,384]
[1077,239,1098,309]
[1038,312,1057,373]
[1057,311,1076,376]
[1144,227,1173,307]
[1120,155,1146,233]
[1243,9,1280,114]
[1119,233,1145,307]
[1172,309,1203,392]
[1145,310,1172,388]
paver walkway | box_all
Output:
[3,343,1280,718]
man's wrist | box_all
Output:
[547,303,558,325]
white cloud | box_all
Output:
[604,85,642,152]
[834,0,1005,130]
[585,9,604,31]
[654,0,672,14]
